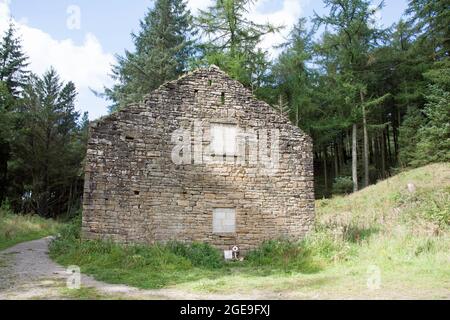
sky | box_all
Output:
[0,0,409,120]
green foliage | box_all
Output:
[406,0,450,59]
[272,18,315,128]
[394,187,450,228]
[399,107,426,166]
[0,23,29,205]
[50,216,227,288]
[195,0,279,92]
[332,176,354,195]
[167,241,224,269]
[104,0,195,111]
[0,23,29,97]
[9,68,87,217]
[245,239,321,273]
[0,204,61,250]
[412,85,450,166]
[399,59,450,167]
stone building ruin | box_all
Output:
[82,66,315,253]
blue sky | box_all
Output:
[1,0,409,120]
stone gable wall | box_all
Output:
[82,67,315,253]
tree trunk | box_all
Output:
[0,140,10,204]
[323,148,328,194]
[352,123,358,192]
[386,124,392,165]
[380,132,386,179]
[334,142,339,178]
[361,90,369,188]
[372,136,377,171]
[348,131,352,155]
[339,135,345,167]
[383,129,390,177]
[393,106,400,163]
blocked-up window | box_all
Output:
[213,208,236,233]
[210,124,237,156]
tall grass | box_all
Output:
[50,216,229,288]
[0,204,61,251]
[50,217,323,288]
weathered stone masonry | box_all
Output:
[82,66,315,253]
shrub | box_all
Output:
[332,176,354,195]
[420,190,450,227]
[167,241,224,269]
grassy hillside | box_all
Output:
[50,163,450,299]
[0,206,62,251]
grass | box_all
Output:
[50,216,322,289]
[58,287,109,300]
[49,163,450,298]
[0,205,62,251]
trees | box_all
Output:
[104,0,195,111]
[1,0,446,212]
[9,69,87,217]
[0,23,29,97]
[406,0,450,60]
[0,23,29,204]
[395,0,450,168]
[272,18,315,128]
[314,0,387,191]
[195,0,280,95]
[399,58,450,167]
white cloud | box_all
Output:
[187,0,306,59]
[249,0,305,58]
[186,0,213,14]
[0,0,114,120]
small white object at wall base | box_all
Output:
[224,250,233,260]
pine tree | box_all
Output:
[0,23,28,204]
[0,23,29,97]
[314,0,386,191]
[195,0,280,92]
[413,84,450,165]
[10,68,85,216]
[400,58,450,167]
[273,94,290,117]
[104,0,195,111]
[0,81,14,204]
[406,0,450,59]
[273,18,314,128]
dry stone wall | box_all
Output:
[82,66,315,253]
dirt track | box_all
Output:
[0,237,280,300]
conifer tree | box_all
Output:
[0,23,29,97]
[10,68,85,216]
[0,23,28,204]
[195,0,280,93]
[104,0,195,111]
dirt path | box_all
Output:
[0,237,280,300]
